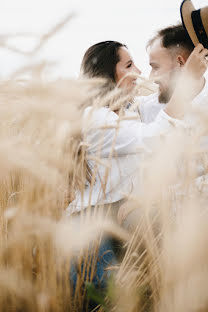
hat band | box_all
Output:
[191,9,208,48]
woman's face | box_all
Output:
[115,47,141,90]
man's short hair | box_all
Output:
[147,24,195,54]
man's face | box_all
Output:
[148,38,180,103]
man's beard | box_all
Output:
[158,70,179,104]
[158,88,172,103]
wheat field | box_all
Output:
[0,15,208,312]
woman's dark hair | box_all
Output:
[81,41,127,82]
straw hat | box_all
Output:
[180,0,208,48]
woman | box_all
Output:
[69,41,142,304]
[69,42,144,310]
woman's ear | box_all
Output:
[177,55,186,67]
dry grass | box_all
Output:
[0,13,208,312]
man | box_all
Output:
[118,24,208,226]
[139,24,208,123]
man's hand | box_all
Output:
[183,43,208,80]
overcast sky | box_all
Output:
[0,0,207,79]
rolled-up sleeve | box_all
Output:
[83,107,184,157]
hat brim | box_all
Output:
[200,7,208,38]
[180,0,200,47]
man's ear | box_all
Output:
[177,55,186,67]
